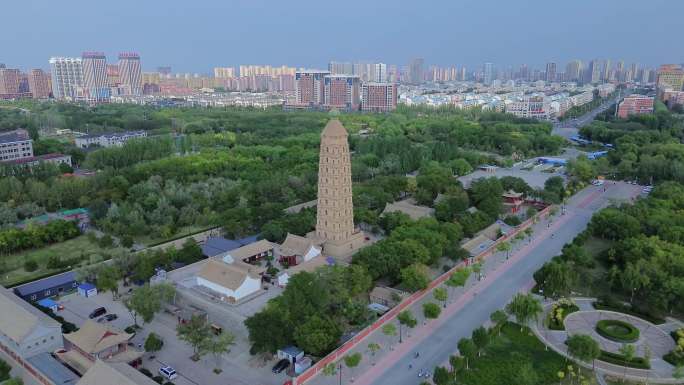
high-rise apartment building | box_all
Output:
[324,74,360,111]
[657,64,684,91]
[370,63,387,83]
[49,57,84,100]
[408,58,424,85]
[0,68,21,98]
[361,82,397,112]
[118,52,143,95]
[328,61,354,75]
[27,69,51,99]
[602,60,611,82]
[588,60,601,84]
[295,70,330,106]
[81,52,110,102]
[106,64,119,87]
[157,66,172,75]
[214,67,236,78]
[483,62,494,85]
[565,60,582,82]
[545,62,556,83]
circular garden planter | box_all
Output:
[595,319,640,343]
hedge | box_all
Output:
[592,301,665,325]
[598,350,650,369]
[595,319,640,343]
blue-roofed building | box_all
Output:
[201,235,260,257]
[538,157,567,166]
[77,283,98,297]
[13,271,78,302]
[37,298,59,312]
[587,151,608,160]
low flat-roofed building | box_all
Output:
[26,352,79,385]
[0,129,33,162]
[76,359,158,385]
[0,286,62,358]
[196,259,264,303]
[369,286,407,308]
[222,239,274,264]
[13,271,78,301]
[75,131,147,149]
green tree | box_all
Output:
[446,268,471,299]
[434,287,448,308]
[124,283,175,326]
[505,293,543,331]
[512,360,539,385]
[433,366,452,385]
[344,352,362,382]
[619,344,636,381]
[367,342,381,364]
[397,310,417,343]
[293,315,341,357]
[534,260,576,299]
[206,332,236,373]
[423,302,441,319]
[566,334,600,372]
[176,314,211,360]
[3,377,23,385]
[96,264,122,299]
[490,310,508,336]
[400,263,430,292]
[496,241,512,260]
[144,332,164,354]
[472,326,490,356]
[449,355,465,375]
[457,337,477,369]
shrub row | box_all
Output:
[595,319,640,343]
[598,350,650,369]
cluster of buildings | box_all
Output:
[400,81,616,120]
[74,130,147,149]
[0,284,156,385]
[0,129,72,169]
[287,69,397,112]
[656,64,684,109]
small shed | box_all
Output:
[294,356,312,374]
[37,298,59,312]
[277,346,304,364]
[77,283,98,298]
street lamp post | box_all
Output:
[338,363,343,385]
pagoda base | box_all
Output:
[307,231,370,262]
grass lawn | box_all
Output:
[0,235,125,287]
[456,322,598,385]
[135,224,214,247]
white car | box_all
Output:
[159,366,178,380]
[592,180,604,186]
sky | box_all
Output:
[2,0,683,73]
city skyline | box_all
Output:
[2,0,682,72]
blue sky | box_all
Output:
[3,0,682,73]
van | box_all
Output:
[159,366,177,380]
[88,307,106,319]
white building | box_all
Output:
[49,57,84,100]
[82,52,110,103]
[0,129,33,162]
[75,131,147,148]
[196,259,263,303]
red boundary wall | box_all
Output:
[292,205,553,385]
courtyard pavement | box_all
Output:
[535,300,680,383]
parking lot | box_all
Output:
[56,287,288,385]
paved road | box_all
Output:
[552,91,628,140]
[356,182,641,385]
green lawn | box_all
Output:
[456,323,598,385]
[0,235,125,287]
[136,224,214,247]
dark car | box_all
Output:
[89,307,107,319]
[272,359,290,374]
[104,313,118,321]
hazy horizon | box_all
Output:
[2,0,683,73]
